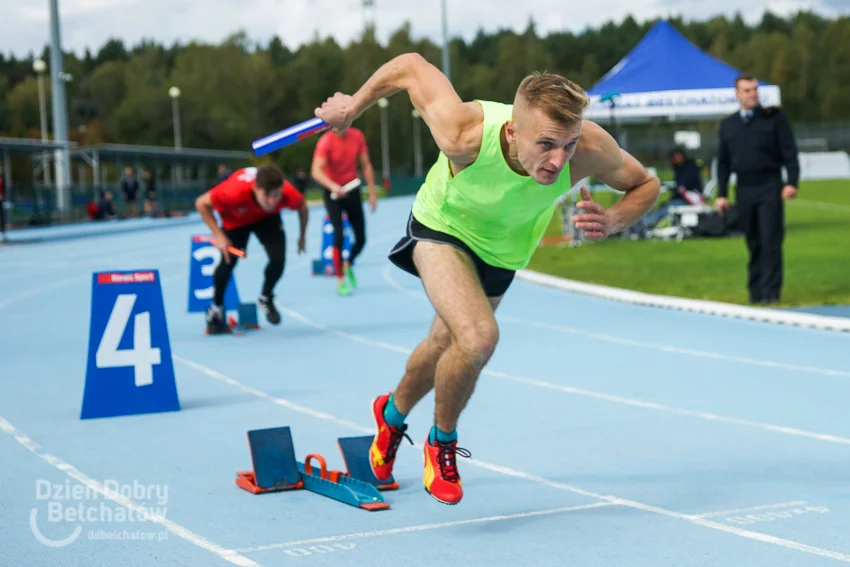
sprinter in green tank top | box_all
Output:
[315,53,660,505]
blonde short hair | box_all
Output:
[515,72,589,126]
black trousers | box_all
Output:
[736,181,784,302]
[0,198,5,234]
[322,189,366,265]
[213,214,286,306]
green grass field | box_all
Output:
[527,179,850,307]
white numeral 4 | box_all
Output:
[96,294,161,387]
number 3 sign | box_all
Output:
[81,270,180,420]
[188,235,240,312]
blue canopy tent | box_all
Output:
[585,20,781,122]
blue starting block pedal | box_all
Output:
[236,426,303,493]
[228,302,260,331]
[337,435,399,491]
[311,259,328,276]
[236,426,390,511]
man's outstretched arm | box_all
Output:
[315,53,482,164]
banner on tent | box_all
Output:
[586,86,782,120]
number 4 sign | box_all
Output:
[81,270,180,420]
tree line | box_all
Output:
[1,11,848,175]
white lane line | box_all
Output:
[0,277,83,311]
[0,415,260,567]
[381,264,850,379]
[694,500,809,519]
[173,355,850,564]
[0,257,187,312]
[234,502,616,553]
[484,369,850,445]
[500,316,850,378]
[276,304,850,446]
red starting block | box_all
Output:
[236,426,391,511]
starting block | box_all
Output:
[228,303,261,331]
[337,435,399,490]
[311,259,329,276]
[236,426,391,511]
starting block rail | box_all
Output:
[236,426,395,511]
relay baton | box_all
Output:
[196,234,246,258]
[252,117,329,156]
[228,246,246,258]
[330,178,362,201]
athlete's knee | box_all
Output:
[454,320,499,368]
[214,257,237,279]
[427,323,452,353]
[266,246,285,266]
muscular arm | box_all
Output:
[570,121,660,234]
[297,202,308,241]
[310,155,341,194]
[359,150,377,201]
[195,190,233,262]
[316,52,483,165]
[194,191,225,239]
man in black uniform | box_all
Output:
[716,74,799,305]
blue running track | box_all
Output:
[1,195,849,566]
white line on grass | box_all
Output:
[382,264,850,379]
[173,355,850,564]
[0,415,260,567]
[792,199,850,213]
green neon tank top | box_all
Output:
[410,100,572,270]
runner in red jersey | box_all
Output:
[195,164,308,334]
[310,126,377,296]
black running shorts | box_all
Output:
[388,212,516,298]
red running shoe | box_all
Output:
[423,434,472,505]
[369,393,411,482]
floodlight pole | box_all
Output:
[441,0,450,79]
[49,0,72,216]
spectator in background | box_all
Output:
[640,148,705,229]
[97,190,117,220]
[292,167,308,194]
[716,74,800,305]
[218,164,231,182]
[120,167,139,218]
[142,169,160,217]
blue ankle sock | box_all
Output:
[383,394,407,429]
[429,425,457,445]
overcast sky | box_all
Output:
[1,0,848,59]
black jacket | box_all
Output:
[716,105,799,198]
[674,158,703,193]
